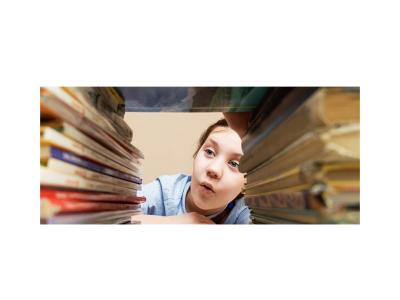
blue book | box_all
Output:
[48,147,142,184]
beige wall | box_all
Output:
[124,112,223,184]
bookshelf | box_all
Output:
[40,87,360,224]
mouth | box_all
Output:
[200,182,215,193]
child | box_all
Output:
[131,118,250,224]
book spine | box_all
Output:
[49,147,142,184]
[47,158,141,190]
[42,128,141,177]
[245,167,303,190]
[62,122,140,172]
[250,208,359,224]
[45,209,140,224]
[251,214,300,224]
[40,197,140,218]
[40,188,146,203]
[243,132,315,180]
[245,178,309,195]
[245,192,307,209]
[40,167,137,195]
[108,111,133,142]
[250,208,320,223]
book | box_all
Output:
[243,87,317,144]
[40,196,141,219]
[40,166,138,195]
[40,188,145,203]
[97,87,126,116]
[43,87,124,140]
[245,161,360,194]
[41,127,142,177]
[244,192,308,210]
[65,87,124,117]
[250,208,360,224]
[311,182,360,210]
[251,214,301,224]
[320,192,360,211]
[43,209,141,224]
[240,87,360,172]
[45,158,141,190]
[246,185,359,212]
[64,87,132,142]
[244,123,360,180]
[41,121,141,170]
[41,146,142,184]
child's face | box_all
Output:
[190,126,245,212]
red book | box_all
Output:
[40,188,146,204]
[41,197,140,218]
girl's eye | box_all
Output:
[204,148,215,157]
[228,160,240,169]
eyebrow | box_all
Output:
[206,137,243,157]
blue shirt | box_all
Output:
[138,174,251,224]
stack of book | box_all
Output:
[240,87,360,224]
[40,87,145,224]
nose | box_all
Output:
[206,158,223,179]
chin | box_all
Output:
[193,194,212,210]
[194,191,226,212]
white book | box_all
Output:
[40,167,137,195]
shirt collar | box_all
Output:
[181,178,191,214]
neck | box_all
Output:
[185,187,226,216]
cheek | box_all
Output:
[192,155,205,178]
[228,174,245,193]
[237,176,246,191]
[220,174,245,197]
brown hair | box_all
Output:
[193,118,228,158]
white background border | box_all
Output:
[1,1,399,299]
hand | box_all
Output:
[131,212,215,224]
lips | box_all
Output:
[200,182,215,193]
